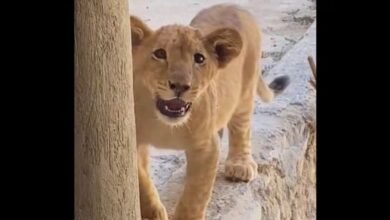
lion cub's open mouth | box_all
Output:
[156,97,192,118]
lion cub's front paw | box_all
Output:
[224,154,258,182]
[141,202,169,220]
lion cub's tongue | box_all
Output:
[165,98,186,110]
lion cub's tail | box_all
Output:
[256,75,290,102]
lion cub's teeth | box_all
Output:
[164,105,168,111]
[181,107,185,112]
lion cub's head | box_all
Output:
[130,16,242,126]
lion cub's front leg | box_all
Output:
[173,137,219,220]
[225,102,258,182]
[138,145,168,220]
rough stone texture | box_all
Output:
[131,1,316,219]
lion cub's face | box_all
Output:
[131,16,242,126]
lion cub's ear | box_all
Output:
[130,16,153,47]
[204,28,243,68]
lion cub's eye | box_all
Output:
[194,53,205,64]
[152,48,167,60]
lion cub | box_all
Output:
[130,4,290,220]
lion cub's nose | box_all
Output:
[168,81,190,97]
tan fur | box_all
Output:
[131,4,279,220]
